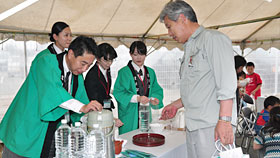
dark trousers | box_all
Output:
[2,138,55,158]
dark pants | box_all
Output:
[2,146,27,158]
[2,138,55,158]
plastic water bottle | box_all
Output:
[139,103,150,132]
[70,122,86,158]
[55,119,71,158]
[87,124,105,158]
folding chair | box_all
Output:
[235,94,257,154]
[236,94,254,136]
[239,107,257,154]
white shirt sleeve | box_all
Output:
[59,99,84,113]
[130,95,139,103]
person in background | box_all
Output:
[0,36,102,158]
[234,55,247,112]
[237,71,249,109]
[255,96,280,135]
[159,1,237,157]
[254,106,280,157]
[48,21,72,55]
[246,62,262,100]
[235,55,247,74]
[113,41,164,135]
[238,71,247,81]
[85,43,123,127]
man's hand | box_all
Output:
[160,104,178,120]
[79,100,103,113]
[215,121,234,145]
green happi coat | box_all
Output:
[113,65,163,135]
[0,49,89,157]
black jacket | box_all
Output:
[84,63,114,110]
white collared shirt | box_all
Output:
[98,64,108,82]
[59,54,84,114]
[53,43,64,54]
[130,61,144,103]
[131,61,144,80]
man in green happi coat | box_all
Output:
[113,41,164,135]
[0,36,103,158]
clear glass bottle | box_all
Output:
[87,124,105,158]
[55,119,71,158]
[139,103,150,132]
[70,122,86,158]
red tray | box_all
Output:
[132,133,165,147]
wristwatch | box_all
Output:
[219,116,232,122]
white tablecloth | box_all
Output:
[118,129,187,158]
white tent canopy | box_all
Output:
[0,0,280,50]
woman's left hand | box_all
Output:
[150,97,159,105]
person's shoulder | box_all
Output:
[118,65,129,72]
[86,63,98,74]
[85,64,98,80]
[204,28,230,41]
[33,49,56,63]
[145,66,155,73]
[254,72,261,77]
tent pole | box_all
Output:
[147,41,166,56]
[275,51,279,95]
[0,36,12,45]
[240,41,246,56]
[147,40,159,54]
[23,33,27,78]
[207,14,280,29]
[142,0,172,39]
[142,15,160,39]
[242,12,280,42]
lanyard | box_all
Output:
[98,66,109,95]
[137,69,147,94]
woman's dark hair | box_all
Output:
[49,21,69,42]
[129,41,147,55]
[263,106,280,138]
[234,55,247,70]
[97,43,117,60]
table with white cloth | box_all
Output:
[118,129,187,158]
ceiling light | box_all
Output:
[0,0,39,22]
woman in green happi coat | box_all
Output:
[113,41,164,135]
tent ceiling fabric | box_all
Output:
[0,0,279,50]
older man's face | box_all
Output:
[164,15,189,43]
[67,50,95,75]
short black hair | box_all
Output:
[68,36,98,57]
[264,96,280,109]
[97,43,117,60]
[237,71,246,79]
[49,21,69,42]
[234,55,247,70]
[246,62,255,68]
[129,41,147,55]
